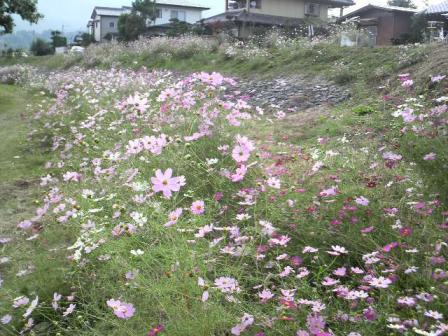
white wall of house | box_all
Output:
[249,0,329,20]
[152,5,203,25]
[100,16,120,40]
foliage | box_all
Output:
[387,0,417,8]
[74,32,94,47]
[0,0,43,34]
[30,37,53,56]
[352,104,376,116]
[132,0,157,21]
[50,30,67,48]
[118,13,146,41]
[167,18,190,37]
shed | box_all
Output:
[338,5,417,45]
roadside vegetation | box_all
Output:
[0,33,447,336]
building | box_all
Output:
[202,0,355,38]
[422,0,448,42]
[338,5,418,45]
[87,1,210,42]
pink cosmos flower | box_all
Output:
[355,196,369,206]
[267,177,281,189]
[231,313,254,335]
[258,289,274,303]
[17,220,33,230]
[369,276,392,289]
[319,187,337,197]
[106,299,135,319]
[165,208,183,227]
[423,153,436,161]
[231,165,247,182]
[214,276,240,293]
[62,304,76,317]
[232,145,251,163]
[151,168,185,199]
[431,75,446,83]
[401,79,414,88]
[1,314,12,325]
[190,200,205,215]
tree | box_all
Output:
[118,13,146,41]
[30,37,52,56]
[167,18,190,37]
[73,32,94,47]
[0,0,43,34]
[132,0,156,21]
[387,0,417,8]
[50,30,67,48]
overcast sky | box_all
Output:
[13,0,442,33]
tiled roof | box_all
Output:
[424,0,448,14]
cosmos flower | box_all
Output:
[151,168,186,199]
[106,299,135,319]
[190,200,205,215]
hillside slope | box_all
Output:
[0,40,447,336]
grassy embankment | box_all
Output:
[0,41,447,335]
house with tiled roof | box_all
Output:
[202,0,355,39]
[87,1,210,42]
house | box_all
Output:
[202,0,355,39]
[422,0,448,41]
[338,5,418,45]
[87,1,210,42]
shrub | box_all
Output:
[30,38,53,56]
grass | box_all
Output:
[0,40,447,335]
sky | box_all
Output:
[13,0,442,33]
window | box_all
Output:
[155,9,162,18]
[305,3,320,16]
[95,21,98,28]
[170,10,186,21]
[109,22,115,28]
[250,0,261,9]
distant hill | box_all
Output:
[0,30,84,50]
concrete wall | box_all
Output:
[249,0,328,20]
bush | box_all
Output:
[30,38,53,56]
[352,104,376,116]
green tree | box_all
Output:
[118,13,146,41]
[30,37,52,56]
[50,30,67,48]
[387,0,417,8]
[132,0,156,21]
[0,0,43,34]
[167,18,190,37]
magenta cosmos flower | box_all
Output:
[151,168,186,199]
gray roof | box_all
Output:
[423,1,448,14]
[339,4,417,21]
[91,1,209,19]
